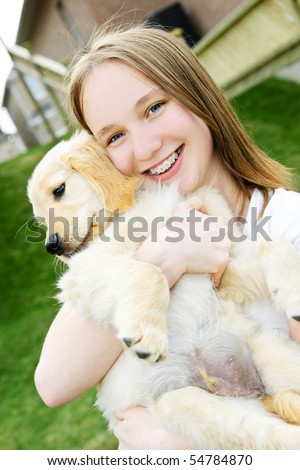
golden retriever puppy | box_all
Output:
[28,130,300,449]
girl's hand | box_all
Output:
[171,196,230,286]
[114,407,194,450]
[136,196,231,288]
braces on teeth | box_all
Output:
[146,147,181,175]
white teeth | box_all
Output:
[146,147,181,175]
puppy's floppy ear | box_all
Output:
[67,133,140,212]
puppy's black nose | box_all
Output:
[46,233,64,256]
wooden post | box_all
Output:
[15,69,57,141]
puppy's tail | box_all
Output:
[263,390,300,425]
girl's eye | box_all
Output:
[148,102,163,116]
[108,132,124,144]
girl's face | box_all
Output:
[82,61,218,195]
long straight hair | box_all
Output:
[67,24,295,205]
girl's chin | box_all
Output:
[177,176,200,195]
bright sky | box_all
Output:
[0,0,24,133]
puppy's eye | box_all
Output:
[53,183,65,199]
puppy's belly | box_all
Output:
[152,274,265,399]
[189,338,265,398]
[143,327,265,402]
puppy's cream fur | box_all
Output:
[28,131,300,449]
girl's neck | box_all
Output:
[208,159,250,219]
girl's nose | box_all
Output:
[131,126,162,162]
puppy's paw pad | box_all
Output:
[136,349,165,362]
[131,332,168,363]
[136,350,151,360]
[119,327,168,363]
[122,337,136,348]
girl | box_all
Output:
[35,25,300,449]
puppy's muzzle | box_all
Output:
[46,233,64,256]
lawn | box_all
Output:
[0,77,299,450]
[232,78,300,183]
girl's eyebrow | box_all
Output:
[96,89,164,141]
[96,124,116,142]
[134,89,162,111]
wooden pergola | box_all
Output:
[193,0,300,97]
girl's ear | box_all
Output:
[67,134,140,212]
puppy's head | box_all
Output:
[27,130,140,260]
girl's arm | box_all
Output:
[34,303,123,407]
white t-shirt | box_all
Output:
[244,188,300,251]
[243,188,300,331]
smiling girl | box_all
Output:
[34,25,300,449]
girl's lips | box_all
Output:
[144,145,184,181]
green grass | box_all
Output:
[0,77,299,450]
[232,78,300,184]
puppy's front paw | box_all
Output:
[118,323,168,363]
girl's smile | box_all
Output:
[144,144,184,180]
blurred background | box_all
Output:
[1,0,300,450]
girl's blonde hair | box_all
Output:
[67,24,294,205]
